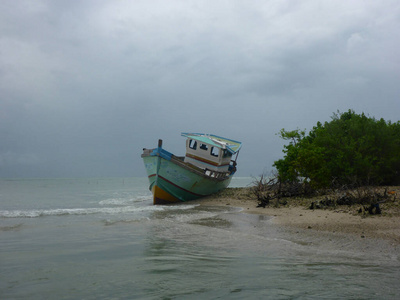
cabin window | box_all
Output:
[223,150,232,158]
[189,139,197,150]
[210,147,219,157]
[199,143,208,151]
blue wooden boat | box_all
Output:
[141,133,242,204]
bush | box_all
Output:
[273,110,400,188]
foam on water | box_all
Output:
[98,196,151,206]
[0,203,199,218]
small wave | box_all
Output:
[99,198,135,206]
[99,195,152,206]
[133,195,153,203]
[102,217,151,226]
[163,204,199,211]
[0,223,24,231]
[0,204,199,218]
[0,207,153,218]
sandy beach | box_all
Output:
[193,187,400,245]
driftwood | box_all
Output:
[309,186,396,215]
[253,175,312,208]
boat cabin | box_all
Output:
[181,133,242,172]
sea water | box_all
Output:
[1,177,399,299]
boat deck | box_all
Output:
[142,148,231,181]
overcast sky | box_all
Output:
[1,0,399,178]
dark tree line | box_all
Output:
[273,110,400,188]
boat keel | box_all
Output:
[152,185,179,205]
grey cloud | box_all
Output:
[1,0,399,177]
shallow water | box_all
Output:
[1,178,399,299]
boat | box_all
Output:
[141,133,242,204]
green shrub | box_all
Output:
[273,110,400,188]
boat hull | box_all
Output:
[142,151,233,205]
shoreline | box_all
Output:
[192,187,400,245]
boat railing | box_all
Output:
[141,148,153,157]
[204,169,230,179]
[170,154,231,180]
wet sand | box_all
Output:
[193,187,400,245]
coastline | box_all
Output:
[193,187,400,245]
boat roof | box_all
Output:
[181,133,242,154]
